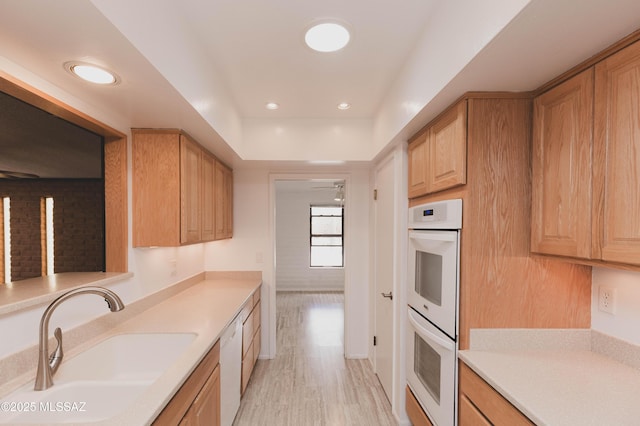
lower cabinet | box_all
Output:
[241,289,261,395]
[153,341,221,426]
[179,365,220,426]
[458,362,533,426]
[405,386,433,426]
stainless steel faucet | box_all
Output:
[34,286,125,391]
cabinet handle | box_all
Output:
[381,292,393,300]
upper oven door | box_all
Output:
[408,230,459,339]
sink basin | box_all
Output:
[0,332,197,424]
[56,332,198,382]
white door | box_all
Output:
[374,155,395,399]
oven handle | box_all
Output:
[408,308,455,351]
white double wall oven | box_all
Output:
[406,199,462,426]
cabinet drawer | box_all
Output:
[252,288,261,307]
[242,309,255,358]
[406,386,433,426]
[459,394,491,426]
[253,328,260,364]
[241,340,254,395]
[459,362,533,426]
[252,301,261,334]
[240,299,253,323]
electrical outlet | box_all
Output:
[598,286,616,314]
[169,259,177,276]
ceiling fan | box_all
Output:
[311,182,345,202]
[0,170,40,179]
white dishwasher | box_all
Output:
[220,314,243,426]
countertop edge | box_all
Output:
[0,272,134,316]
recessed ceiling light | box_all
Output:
[305,22,350,52]
[337,102,351,110]
[265,102,280,110]
[64,61,119,85]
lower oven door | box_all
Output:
[407,307,457,426]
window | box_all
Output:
[310,205,343,267]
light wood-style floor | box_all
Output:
[233,292,397,426]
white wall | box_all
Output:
[275,184,344,292]
[592,267,640,345]
[243,118,374,162]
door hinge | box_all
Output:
[373,336,377,346]
[373,189,378,200]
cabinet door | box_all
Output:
[531,69,594,258]
[215,161,233,240]
[180,365,221,426]
[594,40,640,265]
[429,100,467,193]
[405,386,433,426]
[132,131,181,247]
[181,135,202,244]
[459,362,533,425]
[408,135,429,198]
[201,151,216,242]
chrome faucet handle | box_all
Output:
[49,327,64,375]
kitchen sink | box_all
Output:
[0,332,197,424]
[55,332,198,382]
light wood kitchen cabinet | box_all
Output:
[201,151,216,242]
[531,69,594,259]
[459,362,533,426]
[408,99,467,198]
[132,129,233,247]
[410,94,591,351]
[405,386,433,426]
[181,135,203,244]
[241,288,261,395]
[407,135,429,198]
[532,38,640,266]
[215,160,233,240]
[179,365,221,426]
[153,341,220,426]
[593,40,640,265]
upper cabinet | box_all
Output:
[594,40,640,264]
[532,39,640,266]
[408,100,467,198]
[214,160,233,240]
[181,135,204,244]
[531,69,594,259]
[132,129,233,247]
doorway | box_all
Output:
[271,176,348,358]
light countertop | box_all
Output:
[0,272,134,316]
[459,329,640,426]
[0,274,261,426]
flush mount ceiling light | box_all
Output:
[337,102,351,110]
[305,22,351,52]
[265,102,280,110]
[64,61,119,85]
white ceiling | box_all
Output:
[178,0,437,119]
[1,0,640,169]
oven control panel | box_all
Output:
[409,198,462,230]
